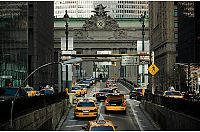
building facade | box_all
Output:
[54,0,148,18]
[176,2,200,92]
[54,4,149,87]
[0,2,28,87]
[177,1,200,64]
[0,2,54,88]
[149,1,178,92]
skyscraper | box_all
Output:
[177,1,200,64]
[54,0,148,18]
[0,2,54,88]
[149,1,178,91]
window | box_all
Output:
[174,32,178,39]
[174,21,178,28]
[174,9,178,17]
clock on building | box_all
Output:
[96,19,105,29]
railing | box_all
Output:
[117,78,133,90]
[118,78,200,120]
[0,92,68,124]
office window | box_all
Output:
[174,21,178,28]
[174,9,178,17]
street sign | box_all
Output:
[148,64,159,76]
[133,56,139,65]
[122,56,139,66]
[122,56,134,66]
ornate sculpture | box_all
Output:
[83,4,119,30]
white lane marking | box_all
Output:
[98,102,103,113]
[128,101,143,131]
[65,124,87,128]
[68,120,77,122]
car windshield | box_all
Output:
[90,126,114,131]
[24,87,33,91]
[165,91,181,96]
[77,102,95,107]
[72,87,81,90]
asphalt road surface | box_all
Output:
[59,82,159,131]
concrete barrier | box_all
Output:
[0,99,70,130]
[142,101,200,130]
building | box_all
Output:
[149,1,178,92]
[176,2,200,92]
[177,1,200,64]
[54,0,148,18]
[54,4,149,88]
[0,2,54,88]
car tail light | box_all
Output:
[122,102,126,106]
[105,102,110,106]
[96,93,99,96]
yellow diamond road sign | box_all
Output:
[148,64,159,76]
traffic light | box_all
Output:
[137,75,141,83]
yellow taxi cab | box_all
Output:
[75,95,97,104]
[163,90,183,99]
[71,86,84,97]
[85,93,97,104]
[104,93,126,114]
[82,114,117,131]
[75,83,88,94]
[74,99,98,119]
[24,86,36,97]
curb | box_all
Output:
[55,102,72,131]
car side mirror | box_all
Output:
[114,125,117,129]
[93,94,95,97]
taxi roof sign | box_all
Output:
[148,64,159,76]
[96,114,106,124]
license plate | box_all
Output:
[83,110,89,112]
[111,104,116,106]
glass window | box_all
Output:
[174,21,178,28]
[77,102,95,107]
[90,126,114,131]
[174,32,178,39]
[174,9,178,17]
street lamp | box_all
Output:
[10,58,82,129]
[64,10,69,50]
[139,11,146,87]
[139,11,146,52]
[63,10,69,90]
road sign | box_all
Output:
[148,64,159,76]
[122,56,134,66]
[122,56,139,66]
[133,56,139,65]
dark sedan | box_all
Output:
[95,88,114,102]
[183,91,197,101]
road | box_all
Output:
[59,82,159,131]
